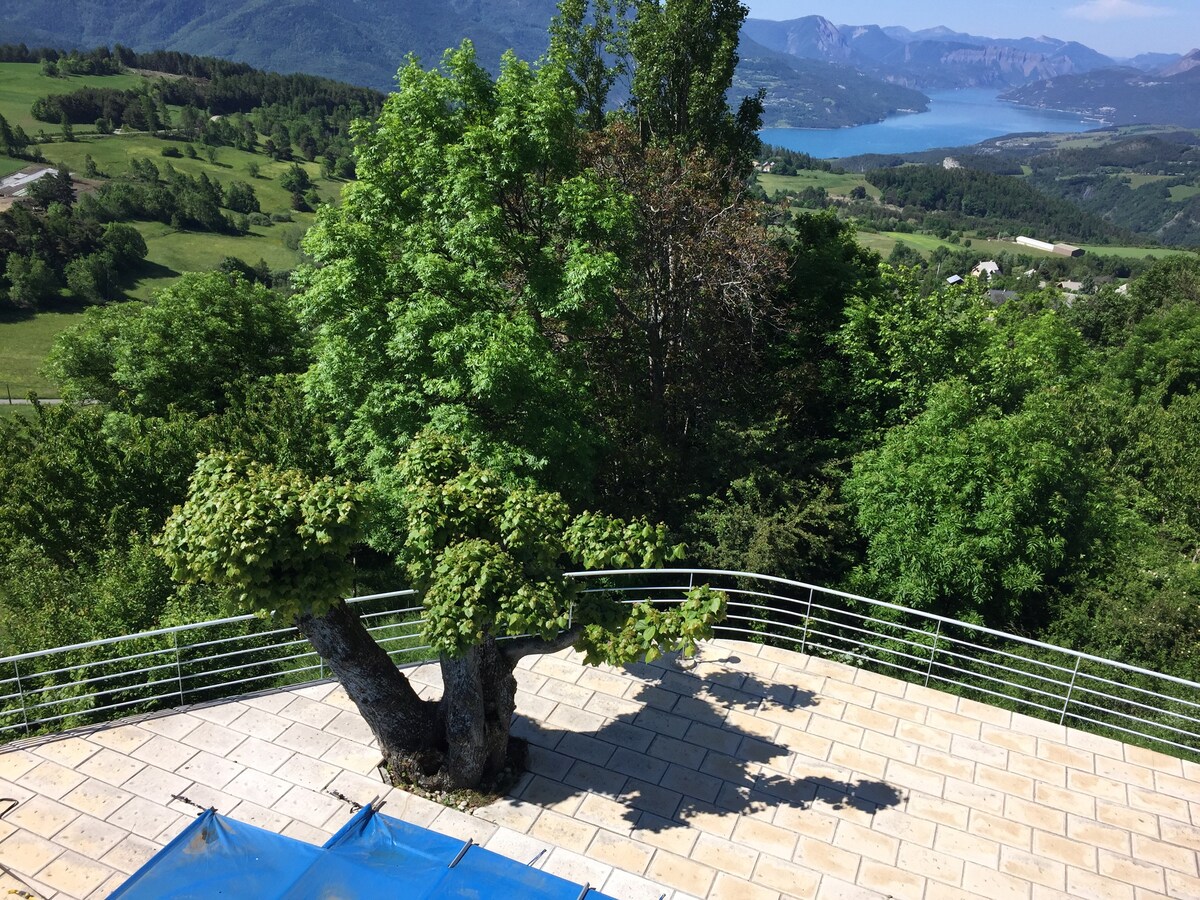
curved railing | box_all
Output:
[1,570,1198,761]
[571,569,1200,760]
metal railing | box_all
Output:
[1,570,1198,762]
[0,590,427,740]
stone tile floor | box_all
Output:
[0,639,1198,899]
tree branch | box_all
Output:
[501,626,583,664]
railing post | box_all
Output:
[924,621,942,687]
[1060,657,1082,725]
[173,632,185,706]
[14,661,29,735]
[800,588,814,655]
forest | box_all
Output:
[1,0,1199,789]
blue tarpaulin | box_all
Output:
[110,804,622,899]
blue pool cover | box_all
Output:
[110,804,622,899]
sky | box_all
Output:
[742,0,1200,57]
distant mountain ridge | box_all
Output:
[1001,60,1200,127]
[2,3,1189,128]
[744,15,1120,90]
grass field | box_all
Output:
[758,170,877,199]
[41,134,338,214]
[38,134,336,299]
[129,221,310,299]
[0,155,27,178]
[1170,184,1200,202]
[0,63,147,133]
[0,309,88,399]
[1078,244,1195,260]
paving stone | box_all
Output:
[137,712,202,742]
[1033,829,1098,870]
[593,720,655,754]
[120,764,191,805]
[575,793,636,834]
[871,693,928,723]
[99,834,161,875]
[1067,865,1137,899]
[933,826,1001,868]
[33,737,100,770]
[1095,756,1155,791]
[59,779,133,821]
[896,842,964,888]
[793,832,860,881]
[105,796,183,840]
[563,759,629,798]
[76,747,145,787]
[541,845,614,888]
[524,744,572,780]
[178,720,247,757]
[1160,818,1200,853]
[661,764,723,803]
[1000,845,1067,890]
[871,807,937,848]
[646,848,717,896]
[857,859,927,900]
[600,867,672,900]
[1130,833,1199,876]
[228,735,297,774]
[833,819,899,865]
[473,796,542,833]
[273,784,347,828]
[557,731,615,766]
[224,800,290,833]
[895,720,953,753]
[1095,798,1160,838]
[17,760,87,800]
[586,827,655,874]
[4,794,79,839]
[675,801,738,839]
[1037,740,1094,773]
[527,808,597,853]
[751,853,821,898]
[926,709,983,740]
[33,849,115,897]
[969,810,1032,850]
[976,763,1035,800]
[225,706,293,742]
[174,749,244,789]
[0,828,64,876]
[961,860,1033,900]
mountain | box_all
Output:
[1001,65,1200,127]
[742,16,853,62]
[0,0,561,90]
[744,16,1116,90]
[1159,49,1200,77]
[734,37,927,128]
[1120,52,1184,72]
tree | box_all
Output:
[46,272,304,416]
[160,432,725,789]
[627,0,762,167]
[4,253,57,309]
[297,45,616,496]
[549,0,629,129]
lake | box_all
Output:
[760,89,1098,159]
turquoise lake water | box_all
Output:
[760,89,1098,158]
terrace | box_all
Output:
[0,571,1198,899]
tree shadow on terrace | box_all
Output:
[502,647,904,837]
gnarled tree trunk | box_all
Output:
[298,601,438,774]
[436,637,517,790]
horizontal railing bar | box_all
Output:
[4,571,1198,763]
[0,591,418,666]
[573,569,1200,690]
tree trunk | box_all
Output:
[435,637,517,790]
[298,601,437,774]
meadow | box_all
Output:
[0,62,147,133]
